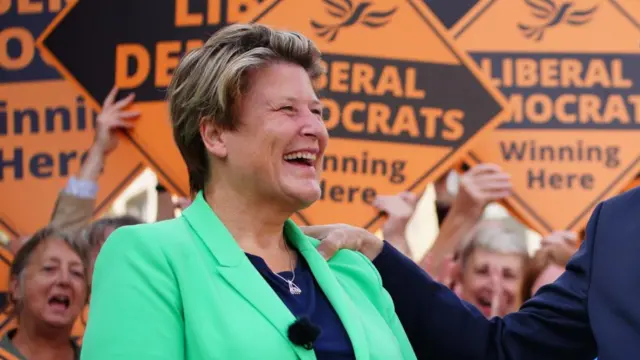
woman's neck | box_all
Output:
[204,184,296,272]
[205,184,291,248]
[12,319,74,360]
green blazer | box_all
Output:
[80,192,417,360]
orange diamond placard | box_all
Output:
[37,0,508,230]
[454,0,640,235]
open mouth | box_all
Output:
[283,151,317,167]
[477,295,492,309]
[48,295,70,311]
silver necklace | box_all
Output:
[272,245,302,295]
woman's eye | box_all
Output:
[42,266,55,272]
[279,106,294,112]
[311,108,323,115]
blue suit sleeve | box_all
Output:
[373,203,602,360]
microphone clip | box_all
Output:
[288,316,321,350]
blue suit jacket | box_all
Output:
[373,187,640,360]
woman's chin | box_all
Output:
[284,185,321,209]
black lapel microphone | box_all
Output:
[287,316,322,350]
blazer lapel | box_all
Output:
[285,221,370,360]
[182,193,315,360]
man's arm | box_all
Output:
[309,203,600,360]
[371,204,599,360]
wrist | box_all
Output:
[88,143,107,158]
[361,235,384,261]
[449,201,484,221]
[386,236,412,257]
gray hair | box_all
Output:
[458,220,529,268]
[167,23,325,195]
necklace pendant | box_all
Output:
[288,281,302,295]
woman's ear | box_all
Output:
[200,117,228,159]
[10,277,22,304]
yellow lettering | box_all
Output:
[115,43,150,89]
[375,66,403,97]
[392,105,420,137]
[330,61,350,93]
[525,94,552,123]
[505,94,524,123]
[560,59,583,87]
[0,27,34,70]
[207,0,220,24]
[18,0,42,14]
[584,59,611,88]
[367,103,391,134]
[627,95,640,122]
[602,94,629,124]
[420,108,442,139]
[516,58,537,87]
[502,58,513,87]
[368,103,392,134]
[175,0,203,27]
[49,0,62,12]
[442,110,464,141]
[404,68,425,99]
[578,95,601,123]
[0,0,11,14]
[540,58,559,88]
[612,59,632,88]
[351,63,375,94]
[479,58,501,88]
[342,101,365,132]
[155,41,182,88]
[555,94,576,124]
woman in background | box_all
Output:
[452,221,529,318]
[1,227,88,360]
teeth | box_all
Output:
[283,152,317,161]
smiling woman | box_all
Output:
[80,23,417,360]
[0,227,88,360]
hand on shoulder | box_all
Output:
[300,224,384,261]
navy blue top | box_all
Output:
[246,251,355,359]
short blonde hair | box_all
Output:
[167,23,325,194]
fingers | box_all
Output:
[482,189,512,202]
[466,163,503,176]
[103,86,118,108]
[399,191,419,205]
[316,233,344,260]
[372,195,392,212]
[470,172,512,184]
[113,92,136,109]
[117,110,142,119]
[490,267,503,318]
[113,120,135,129]
[300,225,334,240]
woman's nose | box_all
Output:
[56,270,72,285]
[301,113,328,139]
